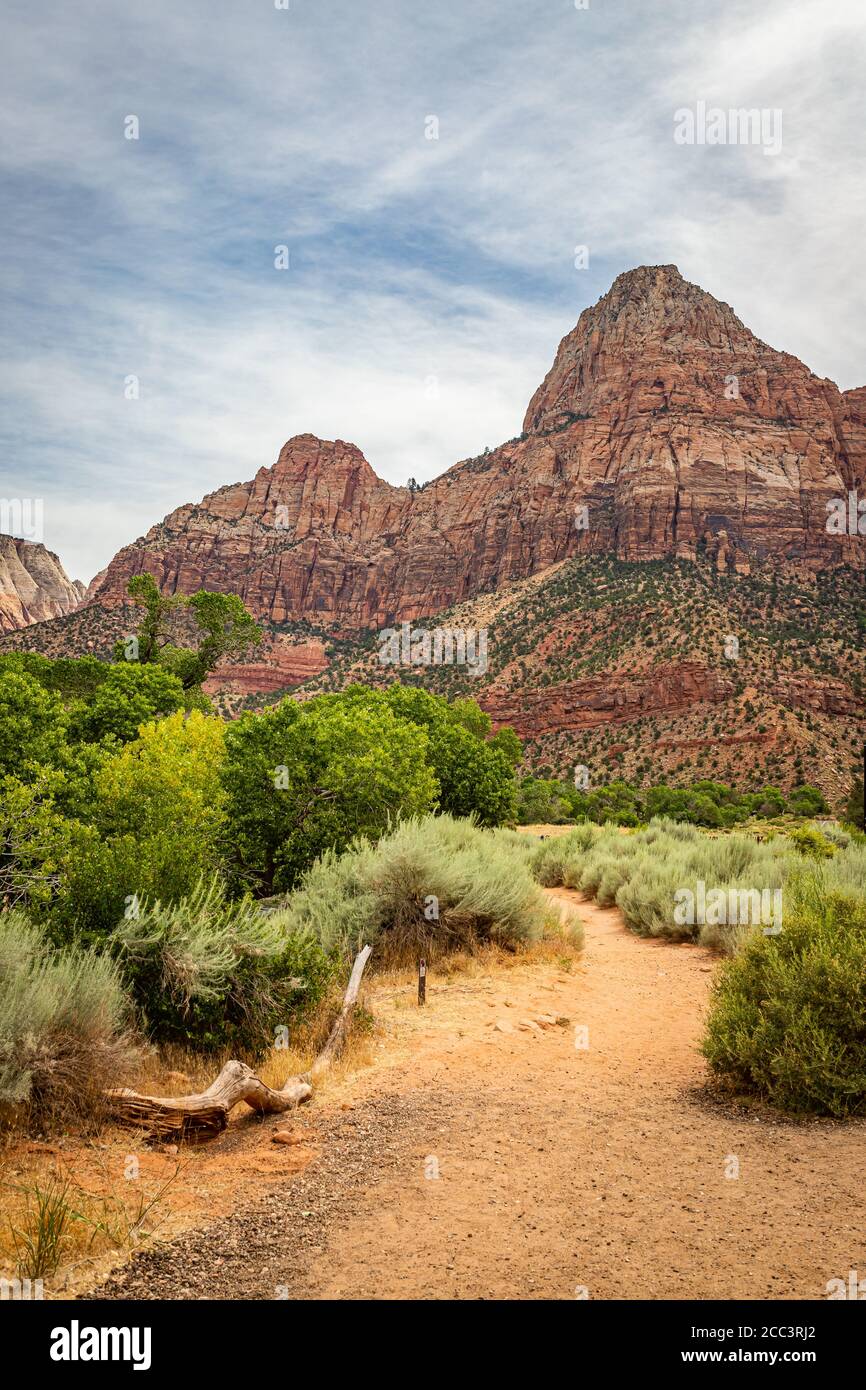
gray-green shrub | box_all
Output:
[702,873,866,1115]
[110,876,334,1052]
[527,818,865,953]
[0,911,135,1125]
[530,825,599,887]
[281,814,549,963]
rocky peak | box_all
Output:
[79,265,863,632]
[523,263,791,434]
[0,536,85,633]
[595,264,750,345]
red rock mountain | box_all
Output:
[0,537,85,633]
[85,265,865,632]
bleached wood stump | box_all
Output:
[105,945,372,1139]
[105,1061,312,1139]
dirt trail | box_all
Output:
[91,892,864,1302]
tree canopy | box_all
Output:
[114,572,262,688]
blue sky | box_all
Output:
[1,0,864,582]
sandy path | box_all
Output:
[92,892,864,1301]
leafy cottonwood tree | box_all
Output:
[0,669,69,777]
[328,684,519,825]
[115,572,262,689]
[489,725,523,769]
[95,710,226,849]
[70,664,186,744]
[222,697,438,892]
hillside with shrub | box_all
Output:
[5,555,864,804]
[278,557,864,803]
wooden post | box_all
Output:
[418,958,427,1005]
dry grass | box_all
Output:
[0,1143,187,1284]
[517,823,580,838]
[367,901,584,994]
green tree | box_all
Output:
[684,792,723,828]
[116,574,262,689]
[0,652,113,703]
[586,780,638,824]
[0,670,69,777]
[333,684,519,825]
[787,784,830,818]
[489,726,523,769]
[376,686,516,823]
[43,712,232,937]
[426,722,516,825]
[377,683,451,732]
[119,572,174,664]
[222,696,438,892]
[747,786,787,819]
[0,770,90,916]
[843,773,864,829]
[448,697,492,740]
[95,710,226,852]
[70,664,186,744]
[515,776,576,825]
[161,590,262,689]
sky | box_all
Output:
[1,0,864,583]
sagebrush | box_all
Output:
[702,874,866,1116]
[110,876,334,1053]
[0,911,136,1126]
[279,814,551,964]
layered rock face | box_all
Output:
[0,537,85,633]
[480,662,736,738]
[85,436,410,632]
[86,265,865,631]
[203,637,329,696]
[522,265,866,572]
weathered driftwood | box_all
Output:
[105,945,372,1139]
[307,942,372,1081]
[104,1061,313,1139]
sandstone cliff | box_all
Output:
[4,265,863,798]
[0,537,85,633]
[84,265,865,631]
